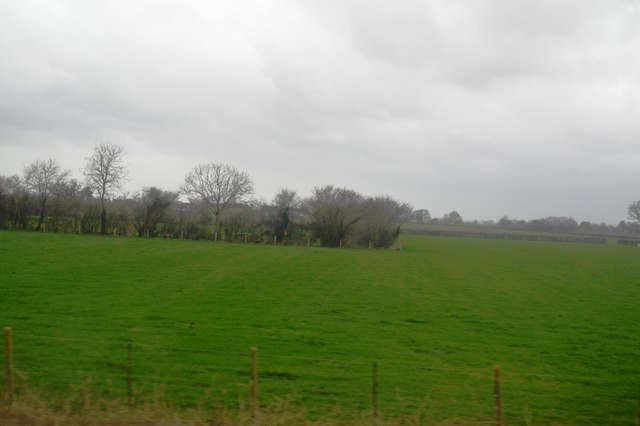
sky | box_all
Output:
[1,0,639,224]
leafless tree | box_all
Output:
[273,188,299,210]
[47,178,86,233]
[132,187,179,237]
[82,143,128,234]
[441,210,463,226]
[354,196,412,248]
[23,157,70,231]
[0,175,30,229]
[180,162,254,240]
[628,201,640,226]
[410,209,431,224]
[270,188,300,242]
[306,185,364,247]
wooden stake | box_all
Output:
[4,327,13,406]
[372,361,378,422]
[250,347,258,422]
[494,365,503,426]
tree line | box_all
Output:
[0,143,412,248]
[2,142,638,244]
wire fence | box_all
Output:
[3,327,640,425]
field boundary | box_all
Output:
[4,327,639,425]
[402,228,610,244]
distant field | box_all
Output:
[1,231,639,424]
[401,222,626,243]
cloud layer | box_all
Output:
[1,0,639,223]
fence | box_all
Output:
[3,327,639,425]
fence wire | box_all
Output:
[5,331,639,424]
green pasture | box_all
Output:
[1,231,639,424]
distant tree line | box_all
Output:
[2,143,638,244]
[0,143,412,248]
[405,210,640,238]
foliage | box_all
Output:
[440,210,463,225]
[268,188,300,242]
[352,196,412,248]
[305,185,364,247]
[132,187,179,237]
[0,175,32,229]
[409,208,430,223]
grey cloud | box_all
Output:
[1,0,639,223]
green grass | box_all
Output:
[1,231,639,424]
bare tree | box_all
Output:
[0,175,30,229]
[180,162,254,240]
[628,201,640,227]
[354,196,412,248]
[441,210,463,226]
[0,176,15,228]
[23,157,70,231]
[132,187,179,237]
[306,185,364,247]
[82,143,128,234]
[410,209,431,224]
[48,178,86,233]
[270,188,300,242]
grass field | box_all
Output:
[1,230,639,424]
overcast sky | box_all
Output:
[1,0,639,223]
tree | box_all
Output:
[498,216,513,227]
[23,157,70,231]
[48,178,84,233]
[270,188,300,242]
[354,196,412,248]
[628,200,640,225]
[0,175,30,229]
[0,177,9,228]
[545,216,578,232]
[132,187,179,237]
[441,210,463,226]
[306,185,364,247]
[180,162,254,240]
[410,209,430,223]
[82,143,128,234]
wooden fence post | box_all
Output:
[250,347,259,422]
[372,361,378,422]
[4,327,13,406]
[494,365,503,426]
